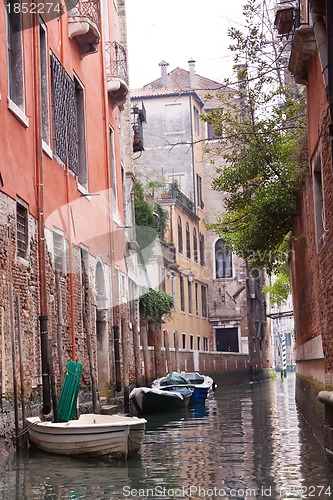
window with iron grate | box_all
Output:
[50,52,78,174]
[16,202,28,259]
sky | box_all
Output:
[125,0,248,89]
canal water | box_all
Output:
[1,374,333,499]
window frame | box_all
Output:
[215,238,233,278]
[177,215,183,254]
[16,200,29,261]
[193,227,198,262]
[185,221,191,259]
[74,73,88,189]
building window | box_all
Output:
[53,230,65,274]
[201,285,208,318]
[178,215,183,254]
[188,281,192,314]
[197,336,201,351]
[74,75,87,188]
[215,239,232,278]
[195,282,199,316]
[206,110,223,140]
[16,202,28,259]
[193,106,200,136]
[172,274,177,310]
[109,126,118,218]
[50,52,78,173]
[190,334,194,350]
[39,21,50,145]
[203,337,209,351]
[180,275,185,312]
[196,174,204,209]
[185,222,191,258]
[165,103,183,133]
[199,233,205,266]
[182,333,186,349]
[6,1,24,109]
[313,155,326,251]
[193,227,198,262]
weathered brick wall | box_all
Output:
[291,110,333,379]
[139,346,249,384]
[0,192,133,406]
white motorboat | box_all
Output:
[26,413,147,458]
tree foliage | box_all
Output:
[203,0,307,274]
[139,286,174,323]
[134,180,168,252]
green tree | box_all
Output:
[133,180,168,252]
[203,0,307,276]
[139,287,174,323]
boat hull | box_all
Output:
[173,371,216,405]
[130,387,192,415]
[152,372,216,404]
[26,414,146,458]
[191,386,210,405]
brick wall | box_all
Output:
[0,192,132,405]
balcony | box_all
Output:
[161,183,194,212]
[160,240,177,269]
[68,0,101,57]
[105,41,129,108]
[288,25,316,84]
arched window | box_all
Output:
[186,222,191,259]
[199,233,205,266]
[193,227,198,262]
[178,216,183,254]
[215,239,232,278]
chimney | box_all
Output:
[159,60,169,88]
[188,57,196,89]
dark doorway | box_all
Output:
[216,327,239,352]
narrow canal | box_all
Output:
[1,374,333,499]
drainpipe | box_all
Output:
[65,163,76,361]
[189,94,196,214]
[33,18,51,415]
[312,13,328,94]
[325,0,333,135]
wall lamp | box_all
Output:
[180,267,194,282]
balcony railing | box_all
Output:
[68,0,101,57]
[161,183,194,212]
[170,184,194,212]
[105,41,129,107]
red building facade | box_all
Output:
[288,0,333,461]
[0,0,136,417]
